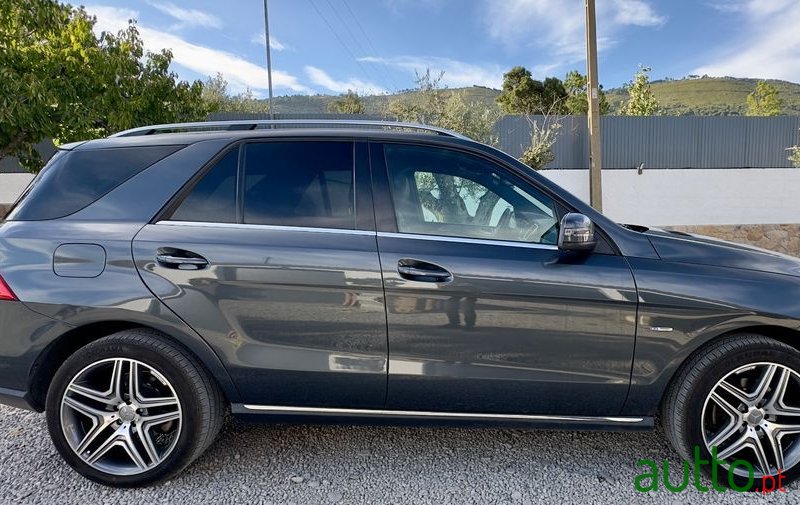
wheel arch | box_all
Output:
[656,324,800,415]
[28,320,239,411]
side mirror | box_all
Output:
[558,213,596,252]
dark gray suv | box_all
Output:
[1,120,799,489]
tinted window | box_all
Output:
[385,144,558,244]
[8,145,182,221]
[243,142,354,229]
[171,149,238,223]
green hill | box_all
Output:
[258,77,800,116]
[606,76,800,116]
[265,85,501,115]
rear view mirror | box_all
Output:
[558,213,596,252]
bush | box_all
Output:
[789,146,800,168]
[519,118,561,170]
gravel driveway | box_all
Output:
[0,405,795,504]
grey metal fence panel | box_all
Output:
[499,115,800,169]
[209,113,800,169]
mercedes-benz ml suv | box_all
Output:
[1,120,799,489]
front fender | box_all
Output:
[623,257,800,415]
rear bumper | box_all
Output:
[0,386,35,411]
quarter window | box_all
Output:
[170,149,238,223]
[384,144,558,245]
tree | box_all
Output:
[201,73,228,113]
[202,74,267,114]
[387,69,499,145]
[563,70,610,115]
[496,66,567,115]
[0,0,210,171]
[519,117,561,170]
[747,81,783,116]
[622,66,660,116]
[327,90,365,114]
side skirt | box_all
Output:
[231,404,654,431]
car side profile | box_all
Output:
[1,120,799,489]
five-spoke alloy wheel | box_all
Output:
[664,334,800,491]
[703,362,800,478]
[60,358,183,475]
[46,329,224,487]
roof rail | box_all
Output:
[109,119,471,140]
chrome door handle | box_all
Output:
[397,259,452,282]
[155,250,209,270]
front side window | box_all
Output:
[385,144,558,244]
[242,141,355,229]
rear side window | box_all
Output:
[170,149,238,223]
[243,141,354,229]
[8,145,181,221]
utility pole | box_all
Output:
[585,0,603,211]
[263,0,275,119]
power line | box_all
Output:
[342,0,379,56]
[324,0,396,92]
[339,0,399,92]
[307,0,391,94]
[325,0,369,58]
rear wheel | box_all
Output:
[45,329,224,487]
[663,334,800,491]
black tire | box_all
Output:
[663,333,800,492]
[45,329,224,487]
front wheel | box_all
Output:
[663,334,800,491]
[45,329,224,487]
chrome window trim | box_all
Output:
[238,404,644,425]
[377,231,559,251]
[155,220,376,236]
[153,221,560,250]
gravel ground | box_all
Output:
[0,405,796,504]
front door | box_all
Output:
[372,142,637,416]
[133,140,387,408]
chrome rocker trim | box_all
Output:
[232,404,650,428]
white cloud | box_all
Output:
[145,1,222,30]
[305,66,386,95]
[86,5,309,94]
[612,0,666,26]
[484,0,587,59]
[360,56,504,89]
[483,0,665,72]
[250,32,288,51]
[692,0,800,82]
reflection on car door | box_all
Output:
[372,142,638,416]
[133,141,388,408]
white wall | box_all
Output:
[541,168,800,226]
[2,169,800,227]
[0,174,33,206]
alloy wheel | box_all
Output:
[702,362,800,477]
[59,358,182,476]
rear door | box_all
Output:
[133,140,388,408]
[371,142,638,416]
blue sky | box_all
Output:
[85,0,800,96]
